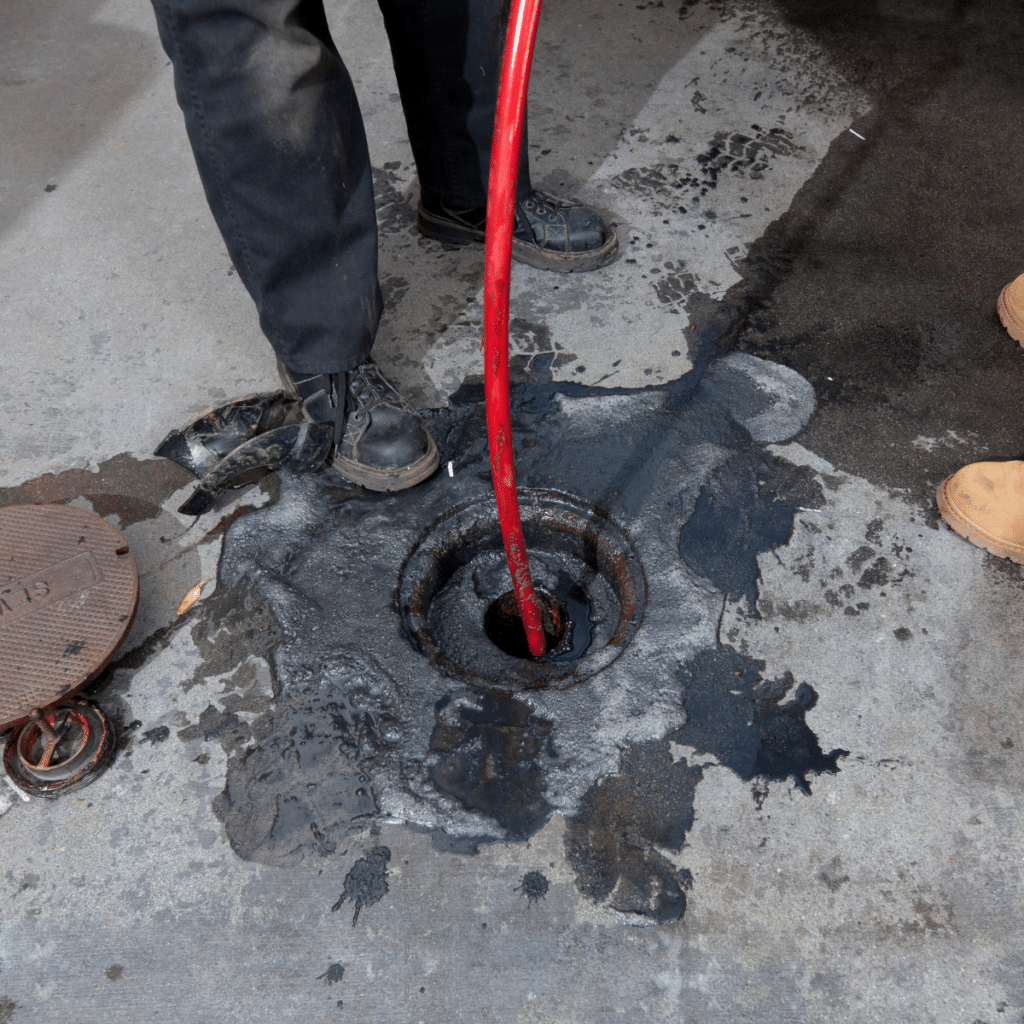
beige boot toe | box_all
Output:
[997,273,1024,346]
[936,460,1024,563]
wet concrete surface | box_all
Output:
[3,0,1024,1021]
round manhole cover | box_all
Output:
[0,504,139,731]
[398,490,646,689]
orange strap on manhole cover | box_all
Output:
[0,504,139,732]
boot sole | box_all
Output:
[997,282,1024,346]
[936,475,1024,563]
[331,440,439,492]
[416,203,619,273]
[276,362,440,492]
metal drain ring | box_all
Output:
[398,488,647,689]
[4,700,116,798]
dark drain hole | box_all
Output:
[483,585,593,662]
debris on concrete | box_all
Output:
[176,579,212,616]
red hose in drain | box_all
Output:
[484,0,547,658]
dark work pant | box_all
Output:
[151,0,531,374]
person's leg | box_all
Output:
[377,0,618,272]
[151,0,439,490]
[375,0,529,210]
[150,0,380,374]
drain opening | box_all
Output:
[483,585,594,662]
[398,490,645,689]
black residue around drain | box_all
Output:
[332,846,391,926]
[429,693,558,842]
[166,345,846,928]
[177,704,249,750]
[212,666,390,865]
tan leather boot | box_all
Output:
[937,460,1024,562]
[997,273,1024,345]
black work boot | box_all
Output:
[416,189,618,273]
[278,360,439,492]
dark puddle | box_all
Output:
[566,742,700,923]
[428,692,560,842]
[675,647,848,797]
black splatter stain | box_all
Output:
[894,627,912,641]
[332,847,391,925]
[0,997,17,1024]
[847,546,876,574]
[177,704,250,753]
[865,517,884,545]
[818,856,849,893]
[515,871,549,904]
[104,965,123,982]
[679,454,825,613]
[428,693,557,842]
[140,726,169,745]
[63,641,86,657]
[317,963,344,985]
[858,557,891,589]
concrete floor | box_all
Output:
[2,0,1024,1021]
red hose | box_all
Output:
[484,0,547,658]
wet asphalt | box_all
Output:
[728,0,1024,495]
[2,0,1024,1022]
